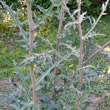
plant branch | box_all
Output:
[27,1,37,104]
[49,39,110,100]
[77,0,83,110]
[52,3,64,100]
[55,4,64,77]
[62,0,77,23]
[84,40,110,65]
[51,73,76,99]
[83,0,109,40]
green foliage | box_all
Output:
[33,0,51,9]
[0,0,110,109]
[2,0,110,15]
[68,0,110,15]
[2,0,21,9]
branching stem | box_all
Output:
[77,0,83,110]
[27,1,37,104]
[51,3,64,100]
[84,40,110,65]
[83,0,109,40]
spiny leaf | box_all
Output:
[0,0,28,45]
[36,52,74,86]
[13,60,26,84]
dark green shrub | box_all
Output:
[2,0,110,15]
[68,0,110,15]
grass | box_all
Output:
[0,12,110,79]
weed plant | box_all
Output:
[0,0,110,110]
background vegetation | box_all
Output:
[2,0,110,15]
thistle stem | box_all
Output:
[27,1,37,104]
[77,0,83,110]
